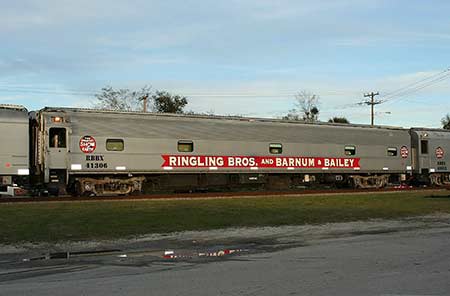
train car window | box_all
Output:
[49,128,66,148]
[344,146,356,156]
[269,143,283,154]
[387,147,398,156]
[106,139,124,151]
[421,140,428,154]
[178,140,194,152]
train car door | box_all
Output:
[419,139,430,173]
[47,127,68,169]
[411,147,417,171]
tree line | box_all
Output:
[94,85,449,129]
[94,86,188,114]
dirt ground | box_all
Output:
[1,213,450,260]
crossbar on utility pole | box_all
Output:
[363,92,380,126]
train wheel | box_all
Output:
[82,190,96,197]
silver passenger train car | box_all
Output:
[32,107,448,196]
[1,105,449,196]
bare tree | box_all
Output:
[283,91,320,122]
[94,86,152,111]
[442,114,450,130]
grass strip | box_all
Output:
[1,190,450,244]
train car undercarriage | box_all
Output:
[72,176,146,196]
[430,173,450,186]
[66,173,404,197]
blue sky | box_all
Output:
[1,0,449,127]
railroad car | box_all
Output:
[0,105,30,196]
[410,128,450,185]
[33,107,416,196]
[1,105,449,197]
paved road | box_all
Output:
[1,224,450,295]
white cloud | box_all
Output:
[0,94,25,103]
[230,0,381,21]
[1,1,449,129]
[0,0,140,32]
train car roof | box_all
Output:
[410,128,450,140]
[39,106,410,131]
[410,127,450,133]
[0,104,28,112]
[0,104,29,123]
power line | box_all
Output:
[0,86,363,98]
[0,68,448,112]
[381,72,450,107]
[381,68,450,104]
[381,68,450,100]
[0,87,96,96]
[348,68,450,121]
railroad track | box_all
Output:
[1,186,448,203]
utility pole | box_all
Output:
[363,92,381,126]
[139,94,149,112]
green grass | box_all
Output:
[1,190,450,244]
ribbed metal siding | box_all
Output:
[33,110,412,175]
[68,112,404,146]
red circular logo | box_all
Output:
[79,136,97,154]
[436,147,444,159]
[400,146,409,158]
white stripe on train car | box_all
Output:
[115,166,126,171]
[17,169,29,175]
[71,164,82,170]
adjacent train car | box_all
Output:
[410,128,450,185]
[0,105,30,196]
[33,107,413,195]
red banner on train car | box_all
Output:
[161,155,360,169]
